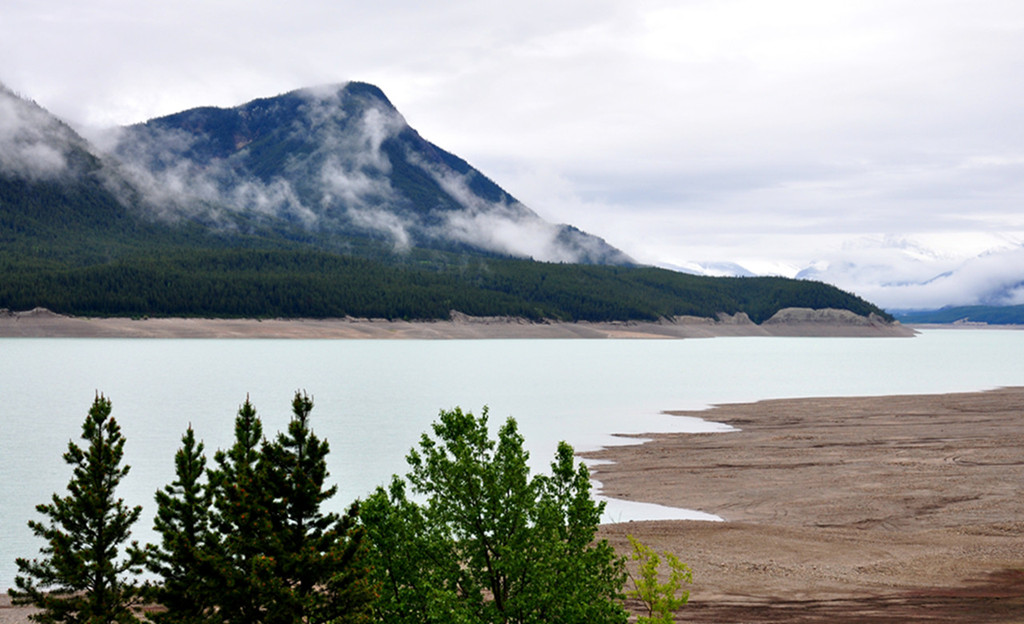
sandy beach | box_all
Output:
[0,307,915,339]
[588,388,1024,623]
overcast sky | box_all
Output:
[3,0,1024,309]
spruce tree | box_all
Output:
[10,394,145,624]
[147,426,216,624]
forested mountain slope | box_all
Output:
[0,82,893,324]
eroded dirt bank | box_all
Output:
[0,307,914,339]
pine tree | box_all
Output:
[147,426,216,624]
[9,394,146,624]
[260,391,375,624]
[205,397,278,624]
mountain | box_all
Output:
[107,82,630,264]
[678,235,1024,315]
[0,81,895,324]
[0,83,160,255]
[892,305,1024,325]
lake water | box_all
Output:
[2,329,1023,589]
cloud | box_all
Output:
[0,86,74,180]
[346,208,412,252]
[5,0,1024,308]
[303,90,418,250]
[405,149,587,262]
[797,235,1024,310]
[313,98,404,210]
[443,208,581,263]
[99,121,315,229]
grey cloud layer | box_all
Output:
[4,0,1024,307]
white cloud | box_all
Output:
[3,0,1024,308]
[797,234,1024,309]
[0,88,72,179]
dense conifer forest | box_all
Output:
[0,237,890,323]
[0,172,891,323]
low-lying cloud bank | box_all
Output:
[95,84,627,264]
[796,236,1024,310]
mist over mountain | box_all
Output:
[795,243,1024,312]
[97,82,630,264]
[0,83,152,244]
[679,234,1024,316]
[0,83,95,181]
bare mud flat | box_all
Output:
[589,388,1024,623]
[0,307,914,339]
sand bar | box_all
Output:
[588,388,1024,622]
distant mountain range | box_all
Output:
[0,80,893,324]
[679,238,1024,324]
[891,305,1024,325]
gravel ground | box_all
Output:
[589,388,1024,622]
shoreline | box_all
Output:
[588,388,1024,622]
[0,308,916,339]
[3,389,1021,621]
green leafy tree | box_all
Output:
[360,478,458,624]
[9,394,146,624]
[146,426,216,624]
[361,406,627,624]
[625,535,692,624]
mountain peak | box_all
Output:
[107,82,632,264]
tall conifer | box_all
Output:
[10,394,145,624]
[206,397,278,624]
[260,391,375,624]
[147,426,216,624]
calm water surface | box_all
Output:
[2,329,1022,589]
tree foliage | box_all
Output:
[361,407,627,624]
[14,394,698,624]
[146,426,217,624]
[10,395,146,624]
[259,392,376,624]
[187,393,374,624]
[625,535,692,624]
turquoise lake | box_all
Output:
[2,329,1022,589]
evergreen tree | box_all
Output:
[202,393,375,624]
[147,426,216,624]
[260,391,376,624]
[9,394,146,624]
[205,396,278,624]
